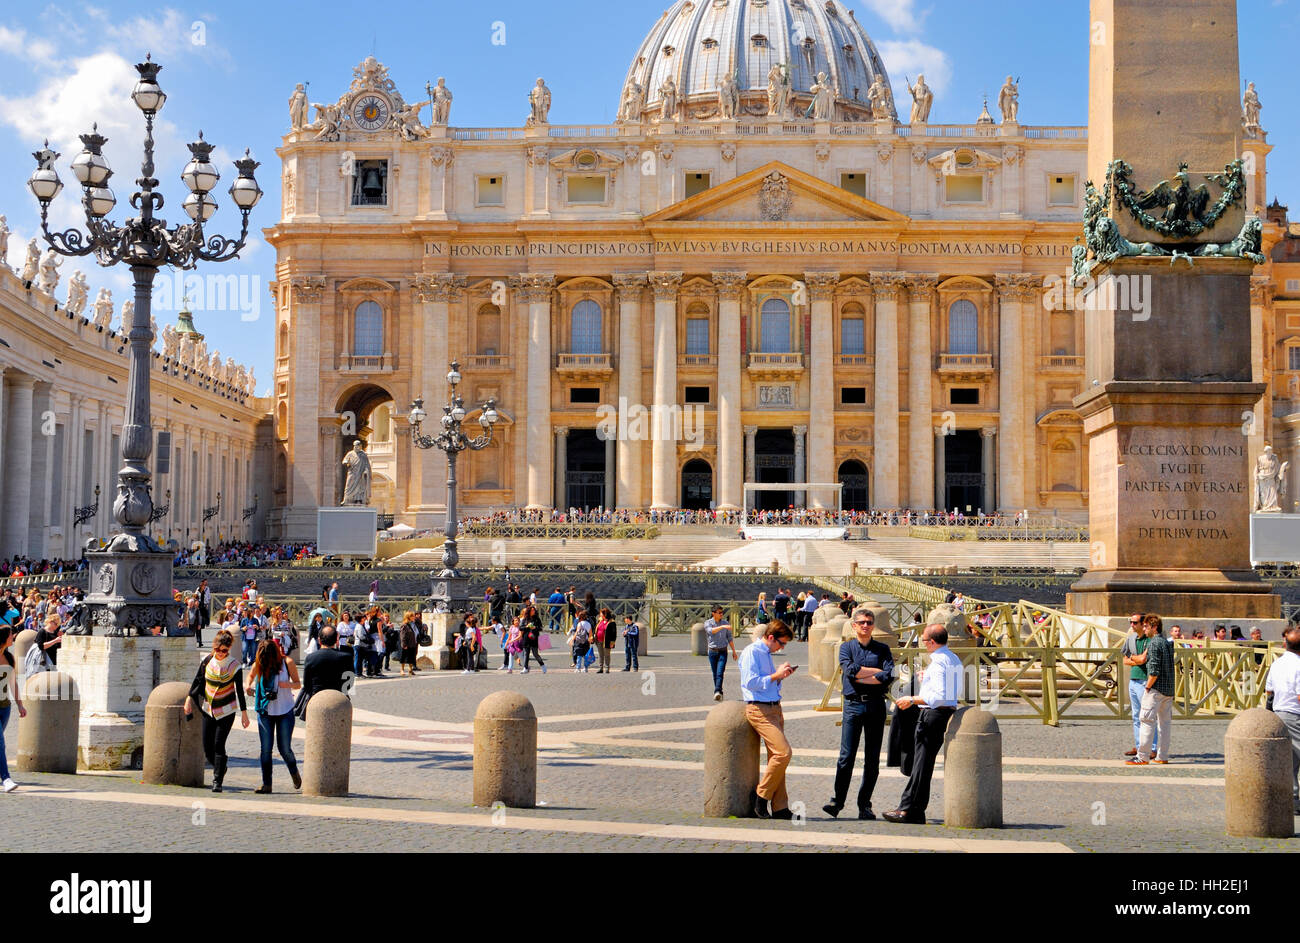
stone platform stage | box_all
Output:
[741,525,847,541]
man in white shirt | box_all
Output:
[883,624,964,824]
[1266,624,1300,814]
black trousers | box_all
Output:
[831,697,886,812]
[899,707,955,818]
[523,640,545,669]
[200,712,236,765]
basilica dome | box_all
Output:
[620,0,894,122]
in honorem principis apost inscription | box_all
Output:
[1120,438,1245,543]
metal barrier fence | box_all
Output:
[459,522,662,540]
[907,524,1089,542]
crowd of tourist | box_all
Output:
[0,557,85,578]
[172,541,316,567]
[456,506,1054,530]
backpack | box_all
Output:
[23,642,49,677]
[254,672,279,714]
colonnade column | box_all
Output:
[981,427,997,514]
[288,276,326,520]
[412,274,464,525]
[805,271,839,507]
[713,271,747,510]
[613,273,647,508]
[744,425,757,513]
[869,273,905,508]
[66,393,84,546]
[649,271,683,510]
[2,373,36,556]
[554,427,568,509]
[995,274,1037,511]
[933,426,947,512]
[793,424,807,508]
[28,381,53,558]
[517,273,557,508]
[904,275,938,510]
[1249,276,1273,483]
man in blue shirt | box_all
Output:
[824,610,894,820]
[547,588,566,632]
[740,620,798,819]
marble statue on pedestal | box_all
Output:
[91,287,113,329]
[430,77,453,126]
[618,79,644,123]
[393,97,431,142]
[309,102,342,141]
[1254,445,1289,513]
[118,299,134,334]
[908,74,933,124]
[809,71,835,120]
[289,83,309,131]
[341,440,372,506]
[245,367,256,397]
[867,75,893,119]
[65,270,89,316]
[1242,81,1262,136]
[767,64,791,118]
[161,324,179,358]
[999,76,1019,123]
[0,215,9,270]
[20,238,39,283]
[659,77,679,122]
[527,78,551,127]
[37,248,62,295]
[718,72,739,120]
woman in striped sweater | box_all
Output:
[184,629,250,793]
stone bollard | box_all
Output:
[690,622,708,656]
[16,671,80,774]
[142,681,205,787]
[806,620,827,680]
[943,708,1003,828]
[704,700,760,817]
[1224,708,1294,838]
[13,629,37,673]
[473,691,537,808]
[303,690,353,797]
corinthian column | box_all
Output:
[1249,276,1274,478]
[870,273,906,508]
[515,273,557,508]
[713,271,747,510]
[2,373,36,556]
[613,273,648,508]
[649,271,683,509]
[804,271,839,507]
[288,276,326,525]
[903,274,938,510]
[995,274,1039,510]
[411,274,466,527]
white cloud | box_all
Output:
[861,0,929,34]
[877,39,953,96]
[0,26,57,63]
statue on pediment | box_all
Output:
[20,238,39,283]
[809,71,835,120]
[718,72,739,120]
[309,101,343,142]
[0,215,9,270]
[161,324,179,358]
[998,75,1019,123]
[37,248,62,295]
[1242,81,1262,137]
[867,75,894,120]
[289,83,309,131]
[1254,445,1289,513]
[527,78,552,127]
[908,74,933,124]
[660,77,680,122]
[118,299,134,333]
[65,270,89,316]
[767,63,791,118]
[618,79,644,123]
[430,77,453,126]
[91,287,113,329]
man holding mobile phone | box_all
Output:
[740,620,798,820]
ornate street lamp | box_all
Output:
[202,491,222,545]
[409,359,499,609]
[147,489,170,524]
[73,484,101,529]
[242,493,258,522]
[30,54,260,636]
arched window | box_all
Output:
[276,402,288,440]
[685,302,710,355]
[477,304,502,355]
[570,299,602,353]
[838,460,869,511]
[947,299,978,354]
[681,458,713,509]
[277,322,289,357]
[760,297,791,353]
[840,302,865,355]
[353,301,383,357]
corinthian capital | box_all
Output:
[711,271,748,301]
[289,276,327,304]
[1250,275,1274,306]
[900,273,939,300]
[803,271,841,302]
[649,271,683,301]
[510,273,556,304]
[868,272,908,301]
[995,273,1042,302]
[612,272,648,302]
[412,273,467,304]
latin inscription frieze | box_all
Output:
[423,239,1073,260]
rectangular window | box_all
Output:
[685,172,711,198]
[839,172,866,198]
[840,317,865,355]
[1289,347,1300,372]
[684,385,710,404]
[950,387,980,405]
[350,160,388,206]
[686,318,710,355]
[840,387,867,405]
[945,175,983,203]
[476,175,505,206]
[1287,279,1300,293]
[1048,174,1076,206]
[569,387,600,404]
[566,174,607,204]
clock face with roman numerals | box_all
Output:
[351,94,391,132]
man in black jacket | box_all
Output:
[301,626,356,697]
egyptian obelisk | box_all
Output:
[1066,0,1280,622]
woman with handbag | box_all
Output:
[571,609,592,674]
[0,625,27,793]
[245,638,302,794]
[520,607,546,674]
[594,607,617,674]
[183,629,250,793]
[399,612,419,676]
[756,592,770,624]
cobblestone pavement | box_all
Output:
[1,643,1294,853]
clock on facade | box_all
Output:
[351,93,391,131]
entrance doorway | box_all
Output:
[838,460,869,510]
[754,428,794,509]
[565,429,607,509]
[943,429,984,513]
[681,459,713,508]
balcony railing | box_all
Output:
[555,352,614,375]
[746,352,805,378]
[837,354,874,368]
[1040,355,1084,370]
[464,354,512,370]
[681,353,717,366]
[936,353,994,372]
[338,353,393,372]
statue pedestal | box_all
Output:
[317,507,378,559]
[1250,513,1300,565]
[59,635,197,770]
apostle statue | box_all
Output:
[766,63,791,118]
[808,71,835,120]
[998,75,1019,123]
[717,72,739,120]
[867,75,892,120]
[20,237,40,283]
[0,215,9,270]
[161,323,179,358]
[245,367,257,397]
[1254,445,1289,513]
[430,77,453,126]
[908,74,933,124]
[393,97,431,142]
[526,78,552,127]
[37,248,62,295]
[309,101,342,142]
[118,298,134,334]
[65,270,89,316]
[1242,81,1262,135]
[659,77,679,122]
[289,83,309,131]
[618,79,644,123]
[91,287,113,329]
[341,440,372,506]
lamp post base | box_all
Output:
[81,548,178,637]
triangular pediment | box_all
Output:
[644,161,909,225]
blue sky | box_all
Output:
[0,0,1295,393]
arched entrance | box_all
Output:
[754,428,794,509]
[681,458,713,509]
[838,460,869,511]
[333,383,397,514]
